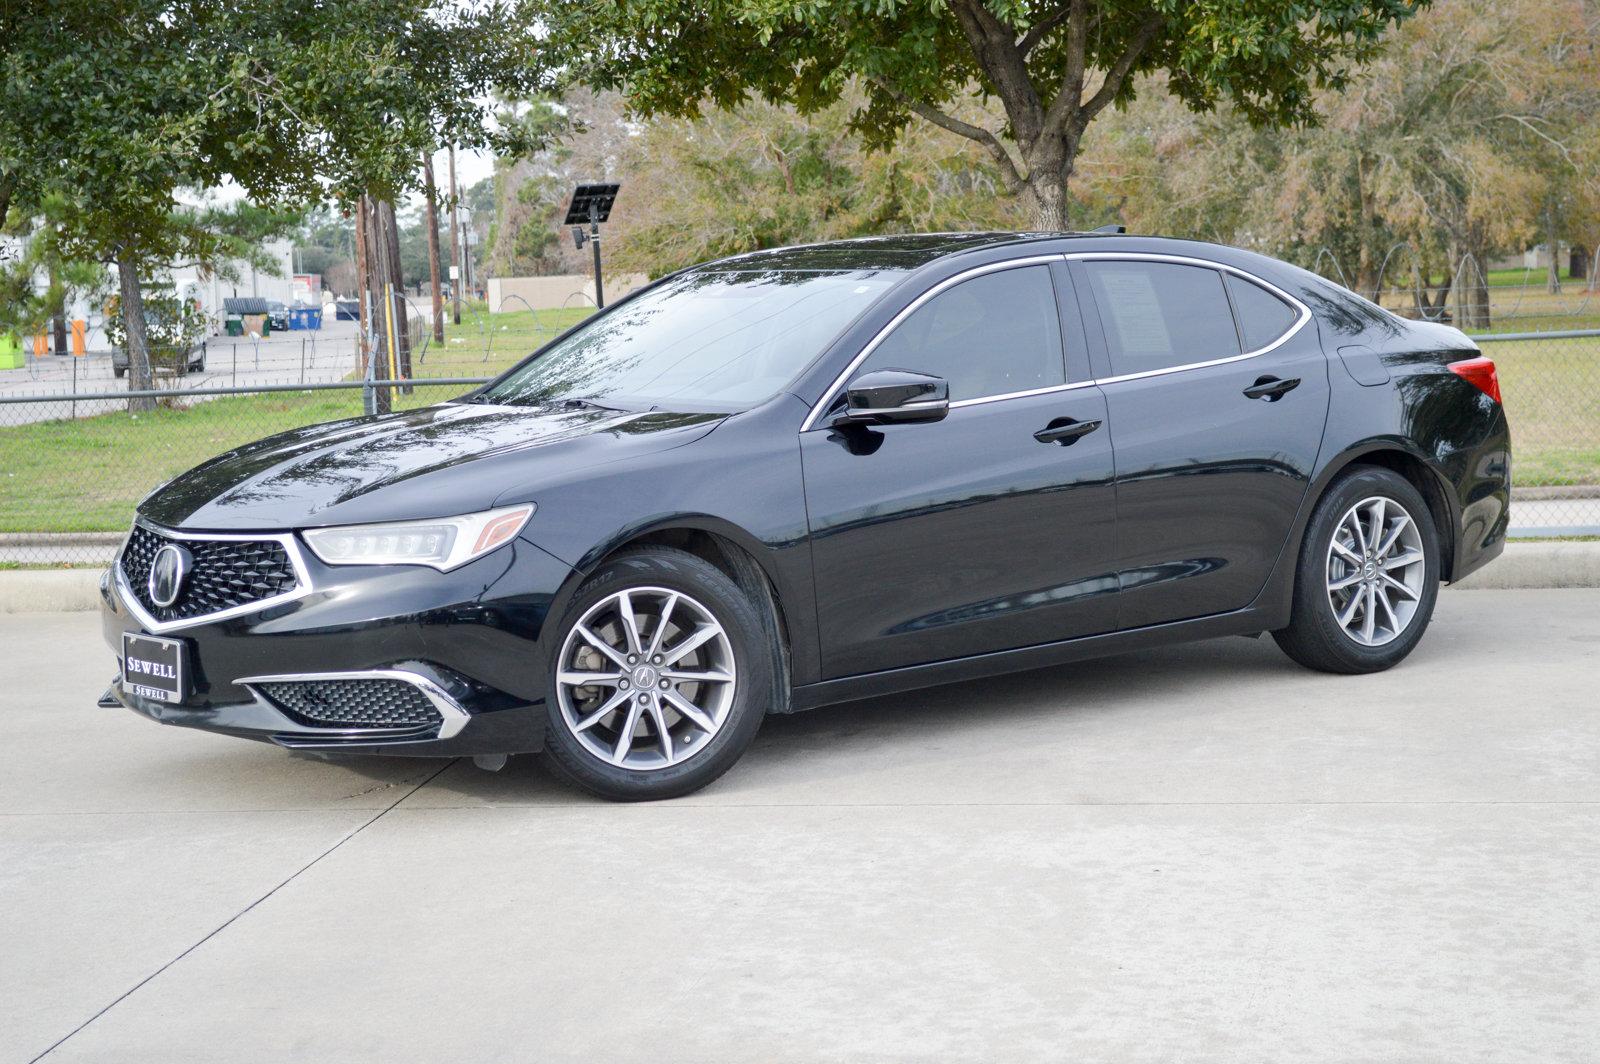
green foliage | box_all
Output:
[605,92,1021,276]
[527,0,1430,225]
[102,284,207,358]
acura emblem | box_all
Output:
[148,543,193,608]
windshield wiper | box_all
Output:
[555,396,628,412]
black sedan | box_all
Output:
[101,233,1510,800]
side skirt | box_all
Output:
[786,604,1283,713]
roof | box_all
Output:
[688,230,1157,274]
[223,297,270,314]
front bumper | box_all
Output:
[100,531,576,757]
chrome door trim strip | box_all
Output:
[115,517,315,634]
[799,254,1065,432]
[948,380,1099,409]
[799,248,1314,429]
[237,668,471,740]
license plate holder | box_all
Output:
[121,632,187,704]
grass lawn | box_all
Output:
[1481,334,1600,486]
[414,305,591,378]
[0,384,473,533]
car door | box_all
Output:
[801,258,1119,679]
[1071,255,1330,629]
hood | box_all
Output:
[140,402,726,531]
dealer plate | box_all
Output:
[121,632,187,704]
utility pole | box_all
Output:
[354,197,370,375]
[447,146,463,325]
[423,151,445,343]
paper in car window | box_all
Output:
[1098,268,1172,357]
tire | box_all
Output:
[1273,465,1441,674]
[540,547,774,800]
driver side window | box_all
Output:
[857,265,1065,402]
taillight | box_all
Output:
[1448,356,1501,404]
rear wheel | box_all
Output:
[541,547,773,800]
[1273,466,1441,674]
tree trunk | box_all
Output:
[116,250,156,412]
[448,146,463,324]
[1570,244,1588,282]
[48,261,67,354]
[1457,245,1490,331]
[1023,172,1068,231]
[423,153,445,344]
[379,199,412,386]
[354,196,370,376]
[1355,154,1380,302]
[1545,202,1562,295]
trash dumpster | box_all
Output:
[0,333,23,370]
[288,306,322,330]
[225,315,244,336]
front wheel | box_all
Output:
[541,547,773,800]
[1273,466,1441,674]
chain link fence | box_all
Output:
[1,326,1596,567]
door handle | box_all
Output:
[1034,418,1102,445]
[1243,375,1301,401]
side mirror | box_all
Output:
[833,369,949,427]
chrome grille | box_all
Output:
[120,525,300,623]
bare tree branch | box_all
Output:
[1041,0,1092,137]
[869,75,1026,193]
[950,0,1043,149]
[1016,6,1071,57]
[1074,11,1165,131]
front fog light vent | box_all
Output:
[256,678,444,729]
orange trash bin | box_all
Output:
[71,319,87,356]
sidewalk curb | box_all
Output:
[1448,541,1600,590]
[3,542,1598,614]
[1,569,106,613]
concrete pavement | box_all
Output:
[2,592,1597,1063]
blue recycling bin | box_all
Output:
[288,306,322,330]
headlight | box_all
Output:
[301,504,534,571]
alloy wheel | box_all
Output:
[555,586,737,771]
[1324,495,1427,648]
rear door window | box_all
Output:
[1225,273,1300,351]
[1084,261,1240,377]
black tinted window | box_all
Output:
[859,265,1064,401]
[1085,261,1239,375]
[1225,273,1299,350]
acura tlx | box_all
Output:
[102,232,1509,800]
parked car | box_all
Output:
[101,233,1509,800]
[263,300,291,333]
[112,339,205,378]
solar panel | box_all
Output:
[563,183,621,226]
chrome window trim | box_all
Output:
[236,668,470,740]
[1070,251,1313,386]
[799,254,1065,432]
[799,248,1313,430]
[114,517,315,634]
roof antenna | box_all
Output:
[1092,224,1126,234]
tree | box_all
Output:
[2,0,546,406]
[529,0,1430,230]
[604,89,1023,277]
[1076,0,1600,324]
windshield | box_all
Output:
[476,268,898,411]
